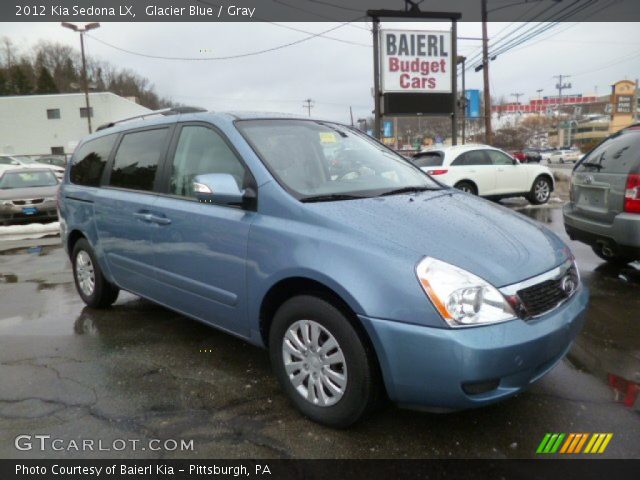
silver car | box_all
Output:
[0,168,59,226]
[563,125,640,264]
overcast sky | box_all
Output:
[0,21,638,122]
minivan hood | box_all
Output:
[0,185,58,200]
[306,190,570,287]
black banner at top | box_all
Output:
[4,0,640,22]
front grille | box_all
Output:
[516,265,579,317]
[11,198,44,206]
[517,279,567,316]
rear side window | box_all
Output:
[486,150,514,165]
[413,152,444,167]
[452,150,491,166]
[70,134,117,186]
[576,131,640,174]
[109,128,168,191]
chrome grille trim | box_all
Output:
[499,259,580,319]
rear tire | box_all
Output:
[269,295,381,428]
[528,176,552,205]
[72,238,119,308]
[591,245,633,266]
[454,181,477,195]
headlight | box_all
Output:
[416,257,516,327]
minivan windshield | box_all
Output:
[237,119,440,201]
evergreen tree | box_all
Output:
[35,65,58,93]
[10,65,32,94]
[0,69,8,95]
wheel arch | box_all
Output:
[259,277,365,346]
[533,172,555,191]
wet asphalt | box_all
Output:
[1,184,639,459]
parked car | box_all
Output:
[0,168,59,225]
[548,148,582,164]
[510,150,527,162]
[413,144,555,204]
[523,149,542,163]
[59,111,587,427]
[34,155,68,168]
[564,124,640,265]
[0,155,65,179]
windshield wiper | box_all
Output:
[580,162,604,170]
[377,186,438,197]
[301,193,367,203]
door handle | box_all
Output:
[133,212,152,222]
[148,215,171,225]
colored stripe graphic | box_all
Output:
[538,433,613,454]
[536,433,565,453]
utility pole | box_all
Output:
[372,17,381,139]
[536,88,543,114]
[303,98,314,117]
[554,74,571,146]
[349,106,354,126]
[481,0,492,144]
[457,56,466,144]
[511,92,524,113]
[61,22,100,134]
[554,74,572,115]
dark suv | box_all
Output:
[563,125,640,264]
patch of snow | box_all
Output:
[0,221,60,242]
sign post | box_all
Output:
[368,8,462,144]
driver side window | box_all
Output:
[170,126,247,199]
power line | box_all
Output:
[85,19,366,61]
[270,0,371,31]
[303,0,365,14]
[195,0,371,45]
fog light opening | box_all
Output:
[462,379,500,395]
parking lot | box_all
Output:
[1,179,639,460]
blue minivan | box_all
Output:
[59,110,588,427]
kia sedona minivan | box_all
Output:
[59,110,588,427]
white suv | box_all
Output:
[548,148,582,164]
[413,144,555,204]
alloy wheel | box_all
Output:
[535,180,550,203]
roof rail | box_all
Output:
[96,106,207,132]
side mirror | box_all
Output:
[193,173,255,207]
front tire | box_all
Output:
[528,176,552,205]
[72,238,119,308]
[269,295,380,427]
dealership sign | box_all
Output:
[380,29,452,94]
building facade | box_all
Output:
[0,92,150,156]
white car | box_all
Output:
[413,144,555,204]
[548,149,582,164]
[0,155,65,179]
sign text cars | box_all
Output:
[380,29,452,93]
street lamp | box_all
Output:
[61,22,101,134]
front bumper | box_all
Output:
[359,285,588,410]
[0,201,57,224]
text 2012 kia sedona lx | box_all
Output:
[59,110,588,427]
